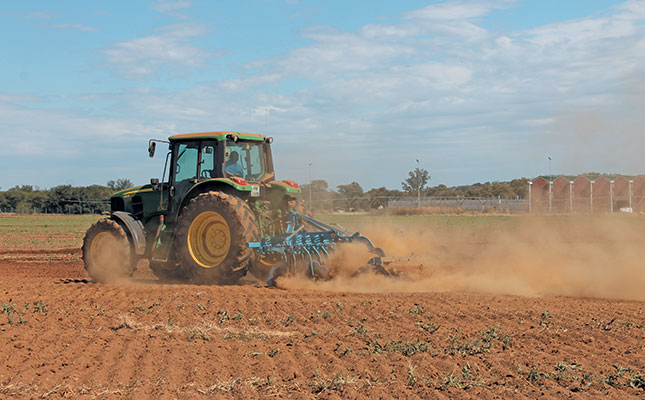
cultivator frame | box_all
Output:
[248,211,389,286]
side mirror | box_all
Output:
[150,178,160,190]
[148,141,156,158]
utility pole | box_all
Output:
[308,162,312,210]
[548,156,552,182]
[416,159,421,208]
[548,156,552,212]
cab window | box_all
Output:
[200,142,216,178]
[174,142,199,182]
[225,140,267,181]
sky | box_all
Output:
[2,0,645,191]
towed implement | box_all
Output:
[249,210,390,286]
[82,131,391,285]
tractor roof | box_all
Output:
[169,131,267,142]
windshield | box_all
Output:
[225,139,267,182]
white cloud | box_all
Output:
[51,23,97,32]
[525,17,635,46]
[616,0,645,16]
[151,0,192,12]
[7,0,645,189]
[251,105,288,117]
[25,12,58,19]
[0,100,156,157]
[216,0,645,186]
[103,23,211,79]
[403,0,513,20]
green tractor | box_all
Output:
[82,131,305,284]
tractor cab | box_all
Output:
[167,132,275,186]
[161,132,296,218]
[140,132,301,224]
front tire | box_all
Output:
[82,218,135,283]
[175,191,259,284]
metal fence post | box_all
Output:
[590,180,594,213]
[528,181,532,213]
[610,180,614,213]
[548,181,553,212]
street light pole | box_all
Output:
[548,156,553,212]
[308,162,312,210]
[416,159,420,208]
[548,156,552,182]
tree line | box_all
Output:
[0,179,133,214]
[301,173,530,211]
[0,170,530,214]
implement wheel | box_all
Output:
[176,191,259,285]
[82,218,135,282]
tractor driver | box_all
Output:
[225,151,244,177]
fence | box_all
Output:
[388,197,527,212]
[308,196,528,213]
[529,176,645,214]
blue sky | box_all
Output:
[2,0,645,191]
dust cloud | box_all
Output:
[277,215,645,301]
[547,77,645,175]
[85,234,134,284]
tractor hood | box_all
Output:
[112,185,151,198]
[110,184,163,216]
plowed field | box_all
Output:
[0,214,643,399]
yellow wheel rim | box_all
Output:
[90,231,118,267]
[187,211,231,269]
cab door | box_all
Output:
[169,141,200,219]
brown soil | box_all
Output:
[0,256,643,399]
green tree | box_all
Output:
[107,178,134,191]
[309,179,329,192]
[509,178,530,198]
[337,182,364,209]
[402,168,430,194]
[426,184,456,197]
[365,186,389,208]
[491,181,515,198]
[300,180,334,210]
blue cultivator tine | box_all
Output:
[247,210,387,286]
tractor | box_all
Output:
[82,131,387,285]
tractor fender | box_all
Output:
[111,211,146,256]
[191,178,252,194]
[267,180,301,194]
[179,179,252,214]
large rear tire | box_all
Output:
[82,218,135,283]
[175,191,259,285]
